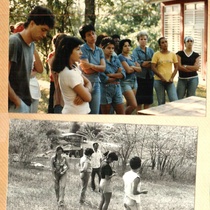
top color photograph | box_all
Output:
[8,0,207,116]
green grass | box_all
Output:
[7,159,195,210]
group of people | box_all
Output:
[51,143,147,210]
[8,6,200,114]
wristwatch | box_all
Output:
[184,65,187,68]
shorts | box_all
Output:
[99,179,112,193]
[100,84,123,105]
[121,79,138,93]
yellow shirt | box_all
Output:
[151,51,178,81]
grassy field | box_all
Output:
[7,157,195,210]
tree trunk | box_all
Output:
[85,0,96,26]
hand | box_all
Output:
[168,78,173,83]
[74,95,84,105]
[15,98,21,108]
[80,62,95,74]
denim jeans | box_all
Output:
[9,100,30,113]
[29,99,39,113]
[176,77,199,99]
[89,82,101,114]
[154,80,178,105]
[80,172,91,203]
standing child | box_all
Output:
[123,156,147,210]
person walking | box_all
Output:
[9,6,55,113]
[176,36,200,99]
[51,146,69,207]
[151,37,178,105]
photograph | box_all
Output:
[7,0,207,116]
[7,119,197,210]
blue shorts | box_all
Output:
[100,84,123,105]
[120,79,138,93]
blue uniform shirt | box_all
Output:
[80,43,105,82]
[100,55,126,84]
[132,46,154,79]
[118,54,137,80]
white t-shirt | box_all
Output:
[123,170,141,203]
[59,66,90,114]
[91,149,102,168]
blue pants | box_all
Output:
[89,82,101,114]
[176,77,198,99]
[154,80,178,105]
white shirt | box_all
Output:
[91,149,102,168]
[59,66,90,114]
[123,170,141,203]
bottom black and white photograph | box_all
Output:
[7,119,198,210]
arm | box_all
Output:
[80,58,106,74]
[73,83,92,103]
[33,49,43,73]
[107,67,124,80]
[177,55,200,72]
[133,177,148,195]
[80,161,88,172]
[121,60,135,74]
[51,157,56,177]
[151,63,167,82]
[169,62,178,82]
[8,61,21,107]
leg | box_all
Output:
[186,77,199,97]
[100,104,112,114]
[91,168,96,191]
[177,78,187,99]
[113,103,125,114]
[79,172,90,203]
[123,89,137,114]
[99,193,105,210]
[58,172,67,205]
[102,192,112,210]
[48,81,55,113]
[89,82,101,114]
[166,82,178,102]
[154,80,166,105]
[54,175,60,202]
[29,99,39,113]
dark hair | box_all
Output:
[56,145,64,153]
[96,34,108,47]
[79,24,95,41]
[100,37,115,49]
[84,148,94,156]
[52,36,84,73]
[130,156,141,170]
[158,37,166,46]
[119,39,132,53]
[93,142,99,147]
[107,151,118,161]
[52,33,67,49]
[24,6,55,29]
[111,34,120,40]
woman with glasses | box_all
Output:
[176,36,200,99]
